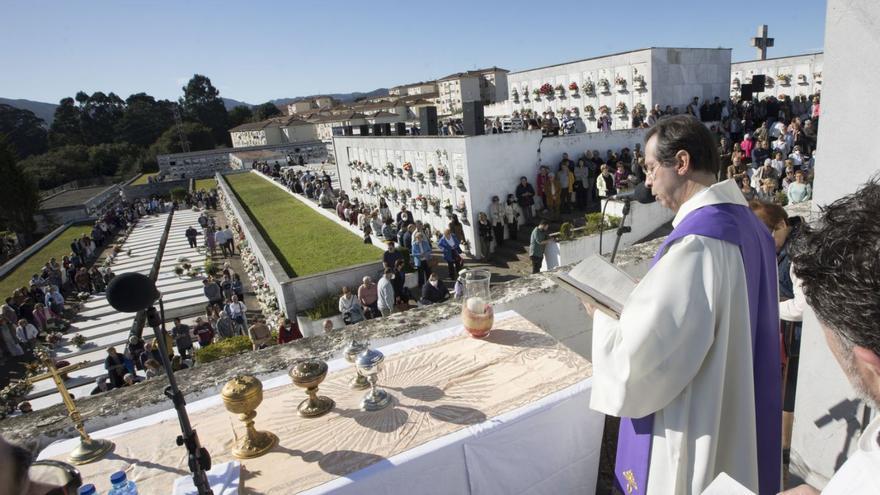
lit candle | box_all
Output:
[466,296,486,315]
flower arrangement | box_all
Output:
[633,74,646,90]
[568,82,579,92]
[554,84,565,96]
[403,162,413,176]
[765,76,774,88]
[598,78,610,93]
[46,331,63,346]
[511,88,519,101]
[813,71,822,81]
[633,102,647,116]
[532,88,541,100]
[428,196,441,213]
[352,177,362,189]
[415,194,428,210]
[415,171,425,182]
[732,77,741,89]
[583,105,595,117]
[384,162,394,175]
[455,175,466,189]
[427,166,437,182]
[583,80,596,95]
[70,333,87,349]
[0,380,33,415]
[76,292,90,301]
[777,74,792,85]
[615,102,628,114]
[539,83,553,95]
[437,166,450,185]
[443,199,454,212]
[598,104,611,115]
[455,199,467,214]
[396,167,404,177]
[797,74,808,84]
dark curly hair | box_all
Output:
[789,177,880,353]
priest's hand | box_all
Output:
[581,301,618,320]
[777,484,819,495]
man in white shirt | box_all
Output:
[587,115,781,494]
[781,179,880,495]
[376,268,396,317]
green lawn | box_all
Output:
[0,225,94,297]
[194,178,218,192]
[131,172,158,185]
[225,173,380,278]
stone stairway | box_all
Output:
[26,209,209,411]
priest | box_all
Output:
[587,115,781,494]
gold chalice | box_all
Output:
[289,358,335,418]
[221,375,278,459]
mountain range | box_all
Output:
[1,88,388,125]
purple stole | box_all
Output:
[613,203,781,494]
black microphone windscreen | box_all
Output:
[633,183,656,204]
[106,272,159,312]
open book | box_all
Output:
[554,253,637,317]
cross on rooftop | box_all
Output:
[751,24,775,60]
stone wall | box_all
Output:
[122,179,189,200]
[789,0,879,488]
[731,52,823,99]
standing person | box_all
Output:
[215,310,235,340]
[779,179,880,495]
[215,228,229,257]
[247,318,272,350]
[171,318,192,359]
[338,286,364,325]
[223,226,236,255]
[477,212,493,260]
[277,318,303,344]
[224,295,248,335]
[543,172,561,217]
[528,220,550,274]
[488,196,505,248]
[558,162,575,213]
[193,317,214,348]
[787,170,812,203]
[231,273,245,302]
[438,228,462,280]
[587,115,780,494]
[382,240,402,269]
[515,176,536,225]
[202,278,223,307]
[504,194,521,241]
[419,272,449,305]
[357,276,379,319]
[410,231,433,287]
[376,268,396,317]
[185,226,199,249]
[14,319,38,351]
[204,225,216,256]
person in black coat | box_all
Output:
[420,273,449,305]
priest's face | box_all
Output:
[644,135,687,212]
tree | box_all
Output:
[179,74,229,146]
[141,122,216,173]
[88,143,141,177]
[227,105,253,129]
[48,97,83,148]
[0,104,48,159]
[251,102,281,122]
[0,138,40,244]
[78,91,125,145]
[115,93,175,147]
[18,145,92,189]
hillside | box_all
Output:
[0,98,57,124]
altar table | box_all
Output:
[41,311,604,494]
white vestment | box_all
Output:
[822,414,880,494]
[591,180,767,494]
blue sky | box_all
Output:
[1,0,827,104]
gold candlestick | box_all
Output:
[221,375,278,459]
[27,357,114,465]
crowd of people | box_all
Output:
[0,199,155,365]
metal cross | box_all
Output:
[26,355,114,464]
[751,24,775,60]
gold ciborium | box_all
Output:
[221,375,278,459]
[289,358,335,418]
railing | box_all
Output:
[127,209,175,341]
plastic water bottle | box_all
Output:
[78,484,98,495]
[107,471,138,494]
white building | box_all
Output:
[730,52,823,99]
[486,47,731,131]
[333,128,649,258]
[159,142,327,179]
[437,67,509,116]
[389,81,438,97]
[229,116,319,148]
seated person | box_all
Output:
[420,273,449,305]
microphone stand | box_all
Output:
[609,198,633,264]
[146,299,214,495]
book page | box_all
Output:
[556,254,636,314]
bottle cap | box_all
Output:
[78,484,97,495]
[110,470,127,484]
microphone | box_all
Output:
[106,272,160,313]
[607,183,655,204]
